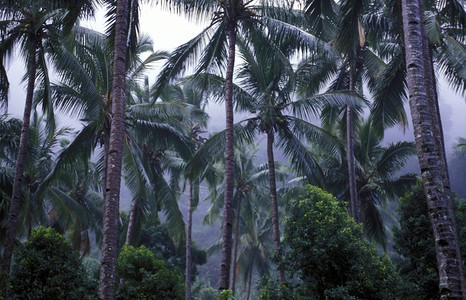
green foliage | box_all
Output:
[116,245,184,300]
[258,275,309,300]
[197,287,217,300]
[127,215,207,282]
[9,226,95,299]
[393,180,466,299]
[216,289,234,300]
[263,185,406,299]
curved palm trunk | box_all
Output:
[347,67,360,224]
[2,39,38,278]
[231,192,242,296]
[98,0,129,298]
[246,248,256,300]
[125,198,137,246]
[267,130,284,284]
[218,22,237,291]
[185,180,193,300]
[401,0,464,297]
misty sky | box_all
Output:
[5,3,466,154]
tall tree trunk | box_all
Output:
[401,0,464,297]
[267,130,284,284]
[98,0,129,298]
[346,67,360,224]
[125,198,137,246]
[418,3,464,292]
[231,192,242,296]
[185,180,193,300]
[246,248,256,300]
[1,39,38,279]
[218,21,237,292]
[102,133,110,201]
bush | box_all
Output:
[393,180,466,299]
[261,185,406,299]
[116,245,184,299]
[10,226,95,299]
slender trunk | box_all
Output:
[246,249,256,300]
[218,21,237,292]
[102,134,110,200]
[347,67,359,224]
[418,4,464,293]
[401,0,464,297]
[2,39,38,279]
[231,192,242,296]
[98,0,129,298]
[267,130,284,284]
[125,198,137,246]
[80,224,90,256]
[185,180,193,300]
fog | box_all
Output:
[4,4,466,201]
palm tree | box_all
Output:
[201,145,277,298]
[153,0,333,289]
[157,81,211,300]
[0,0,85,277]
[236,206,272,300]
[0,117,21,222]
[311,117,417,247]
[0,113,102,254]
[192,32,363,283]
[47,160,103,256]
[123,83,193,248]
[401,0,464,297]
[98,0,129,297]
[296,0,413,225]
[154,0,261,289]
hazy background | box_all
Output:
[3,3,466,285]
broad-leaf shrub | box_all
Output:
[260,185,406,299]
[10,226,95,299]
[393,180,466,299]
[116,245,184,299]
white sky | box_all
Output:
[5,3,466,149]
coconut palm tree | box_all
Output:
[156,81,212,300]
[311,117,417,247]
[47,160,103,257]
[191,31,364,283]
[0,113,102,255]
[0,117,21,219]
[123,79,195,249]
[153,0,334,289]
[0,0,86,277]
[45,24,192,252]
[98,0,129,296]
[401,0,464,297]
[201,144,280,298]
[153,0,261,289]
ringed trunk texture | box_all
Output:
[418,2,464,292]
[346,68,359,224]
[401,0,464,297]
[98,0,129,298]
[185,180,193,300]
[102,134,110,201]
[267,130,284,284]
[218,22,237,292]
[2,39,38,277]
[230,192,242,295]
